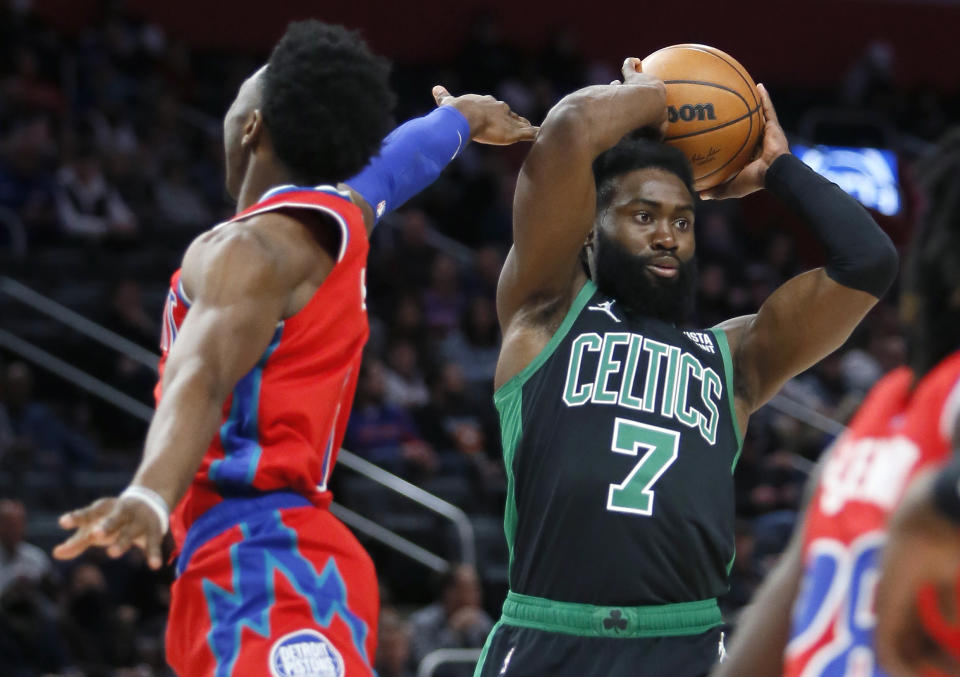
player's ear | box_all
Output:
[241,109,264,149]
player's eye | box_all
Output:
[634,211,653,224]
[675,218,690,231]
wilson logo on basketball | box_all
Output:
[667,103,717,123]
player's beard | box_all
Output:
[592,228,697,324]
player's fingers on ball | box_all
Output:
[621,57,641,77]
[757,84,779,123]
[432,85,450,105]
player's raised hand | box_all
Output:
[54,494,166,570]
[619,57,662,89]
[699,84,788,200]
[875,470,960,677]
[616,57,668,135]
[433,86,538,145]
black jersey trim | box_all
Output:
[708,327,743,470]
[494,280,597,407]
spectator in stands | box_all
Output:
[345,359,437,479]
[2,45,64,115]
[0,118,58,241]
[387,294,431,365]
[747,449,809,514]
[102,278,160,350]
[384,340,431,409]
[395,209,438,290]
[441,297,500,391]
[841,328,906,395]
[409,564,493,675]
[376,607,415,677]
[54,139,137,238]
[721,519,761,619]
[0,499,53,597]
[416,362,499,465]
[59,562,121,674]
[0,577,71,676]
[370,209,437,302]
[751,510,798,577]
[1,362,98,479]
[421,255,465,338]
[153,157,213,229]
[467,245,504,301]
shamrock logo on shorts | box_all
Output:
[603,609,627,633]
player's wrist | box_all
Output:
[120,484,171,534]
[444,101,486,140]
[762,152,799,189]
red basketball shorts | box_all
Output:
[166,492,378,677]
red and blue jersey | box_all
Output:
[156,184,370,550]
[784,351,960,677]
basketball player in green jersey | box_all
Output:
[474,58,899,676]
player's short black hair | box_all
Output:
[262,20,395,185]
[593,128,696,211]
[903,127,960,379]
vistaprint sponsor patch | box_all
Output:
[269,629,344,677]
[683,331,715,354]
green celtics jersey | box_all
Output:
[495,279,743,606]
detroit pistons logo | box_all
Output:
[269,629,344,677]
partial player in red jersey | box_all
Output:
[51,19,536,677]
[711,129,960,677]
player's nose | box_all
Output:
[650,220,677,249]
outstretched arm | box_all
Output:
[497,58,667,326]
[345,89,537,229]
[712,85,899,422]
[54,215,315,569]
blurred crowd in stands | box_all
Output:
[0,0,957,674]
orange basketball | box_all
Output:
[641,44,764,191]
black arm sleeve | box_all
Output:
[764,153,899,298]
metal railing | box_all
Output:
[0,277,473,568]
[0,277,159,370]
[417,648,483,677]
[330,503,449,573]
[0,329,155,421]
[337,451,475,566]
[767,393,847,437]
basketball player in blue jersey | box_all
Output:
[473,58,898,676]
